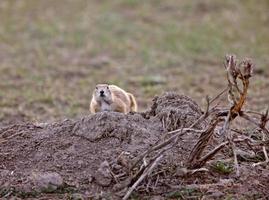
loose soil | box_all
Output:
[0,93,268,199]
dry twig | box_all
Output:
[187,118,219,168]
[123,155,163,200]
[253,109,269,166]
[122,54,268,198]
[188,55,254,173]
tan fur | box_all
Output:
[90,84,137,114]
[127,93,137,112]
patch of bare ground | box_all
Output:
[0,56,269,199]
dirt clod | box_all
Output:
[94,161,112,187]
[30,172,64,193]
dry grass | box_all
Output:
[0,0,268,123]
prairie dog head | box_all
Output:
[93,84,112,103]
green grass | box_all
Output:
[0,0,268,122]
[166,188,202,199]
[212,161,234,174]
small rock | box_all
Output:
[30,172,63,192]
[111,163,122,170]
[8,197,22,200]
[94,161,112,187]
[113,178,131,191]
[150,196,165,200]
[88,175,93,183]
[0,169,11,177]
[78,160,84,165]
[207,190,224,198]
[117,152,131,169]
[175,167,188,176]
[70,193,85,200]
[219,178,234,186]
[236,149,256,161]
[94,191,114,200]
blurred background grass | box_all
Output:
[0,0,268,124]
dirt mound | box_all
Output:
[145,92,206,131]
[0,93,268,199]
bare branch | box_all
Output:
[188,55,254,171]
[130,128,184,170]
[240,112,269,135]
[187,118,219,168]
[209,86,229,105]
[123,155,163,200]
[253,108,269,166]
[195,141,229,168]
[230,140,240,176]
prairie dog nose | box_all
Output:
[100,90,104,96]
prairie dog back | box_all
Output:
[109,85,130,104]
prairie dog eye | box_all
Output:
[95,87,98,90]
[107,86,109,89]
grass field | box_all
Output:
[0,0,268,123]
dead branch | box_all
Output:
[221,55,254,134]
[167,179,234,190]
[130,95,220,171]
[130,132,181,187]
[187,118,219,168]
[230,139,240,176]
[187,55,254,171]
[194,141,229,168]
[258,109,269,161]
[252,109,269,166]
[243,110,264,116]
[240,112,269,135]
[229,56,252,114]
[239,109,269,166]
[209,86,229,105]
[130,127,184,170]
[220,56,253,175]
[188,136,262,170]
[122,54,268,198]
[123,155,163,200]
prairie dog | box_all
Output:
[90,84,137,114]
